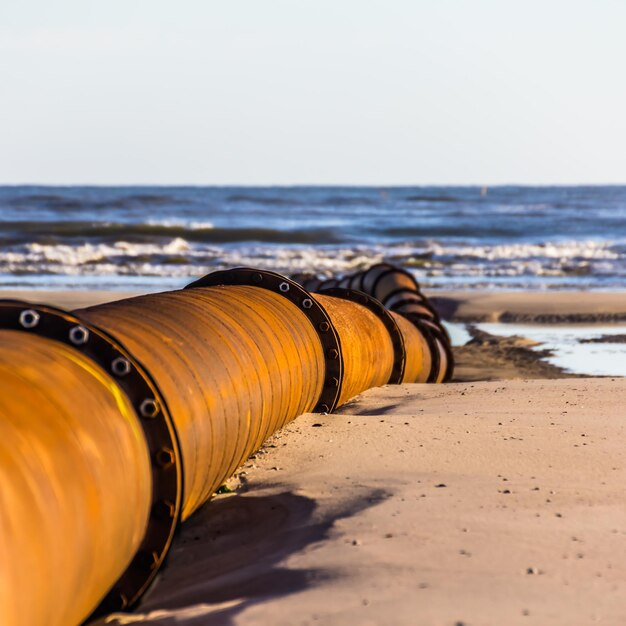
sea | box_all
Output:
[1,185,625,292]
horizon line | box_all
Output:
[3,182,626,188]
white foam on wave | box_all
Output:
[0,237,622,288]
[0,239,385,278]
[24,238,192,263]
[427,240,620,261]
[221,245,385,274]
[146,219,214,230]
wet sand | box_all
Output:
[430,290,626,323]
[0,289,142,310]
[5,289,626,625]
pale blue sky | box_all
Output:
[1,1,625,185]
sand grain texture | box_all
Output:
[430,291,626,323]
[98,378,626,626]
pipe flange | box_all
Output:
[318,287,406,385]
[354,262,394,292]
[186,268,344,413]
[379,287,440,319]
[0,300,183,619]
[400,312,455,383]
[369,266,423,298]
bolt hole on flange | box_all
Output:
[184,268,345,413]
[69,325,90,346]
[19,309,40,329]
[111,357,132,377]
[140,398,160,419]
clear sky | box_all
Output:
[1,1,625,185]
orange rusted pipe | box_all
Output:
[0,266,438,626]
[295,264,454,382]
[391,312,432,383]
[0,331,152,626]
[314,293,394,404]
[77,285,326,520]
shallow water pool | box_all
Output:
[475,323,626,377]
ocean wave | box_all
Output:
[318,196,379,206]
[425,240,620,261]
[0,239,382,275]
[382,225,525,238]
[0,221,344,245]
[1,236,623,286]
[146,219,215,230]
[8,192,182,210]
[227,194,300,206]
[405,195,460,203]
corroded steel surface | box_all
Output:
[391,312,432,383]
[0,265,450,626]
[299,263,454,382]
[314,294,394,405]
[0,331,152,626]
[78,285,326,520]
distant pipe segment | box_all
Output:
[290,262,454,382]
[317,287,406,385]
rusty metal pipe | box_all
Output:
[391,312,432,383]
[0,266,440,625]
[311,264,454,382]
[0,331,153,626]
[314,293,394,404]
[291,265,453,383]
[77,285,326,520]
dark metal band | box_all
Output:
[398,312,441,383]
[0,300,183,620]
[348,273,364,291]
[319,287,406,385]
[317,277,340,290]
[388,300,438,318]
[400,312,455,383]
[381,286,429,303]
[186,268,344,413]
[354,262,394,293]
[370,267,422,299]
[383,293,439,321]
[290,273,322,293]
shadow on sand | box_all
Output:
[100,486,389,625]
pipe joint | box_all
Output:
[318,287,406,385]
[186,268,344,413]
[0,300,183,620]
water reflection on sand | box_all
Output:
[474,323,626,377]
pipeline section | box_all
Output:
[292,263,454,382]
[0,265,449,626]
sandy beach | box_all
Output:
[98,377,626,626]
[6,289,626,625]
[430,291,626,324]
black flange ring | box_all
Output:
[400,312,455,383]
[369,266,423,298]
[0,300,183,620]
[318,287,406,385]
[186,268,344,413]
